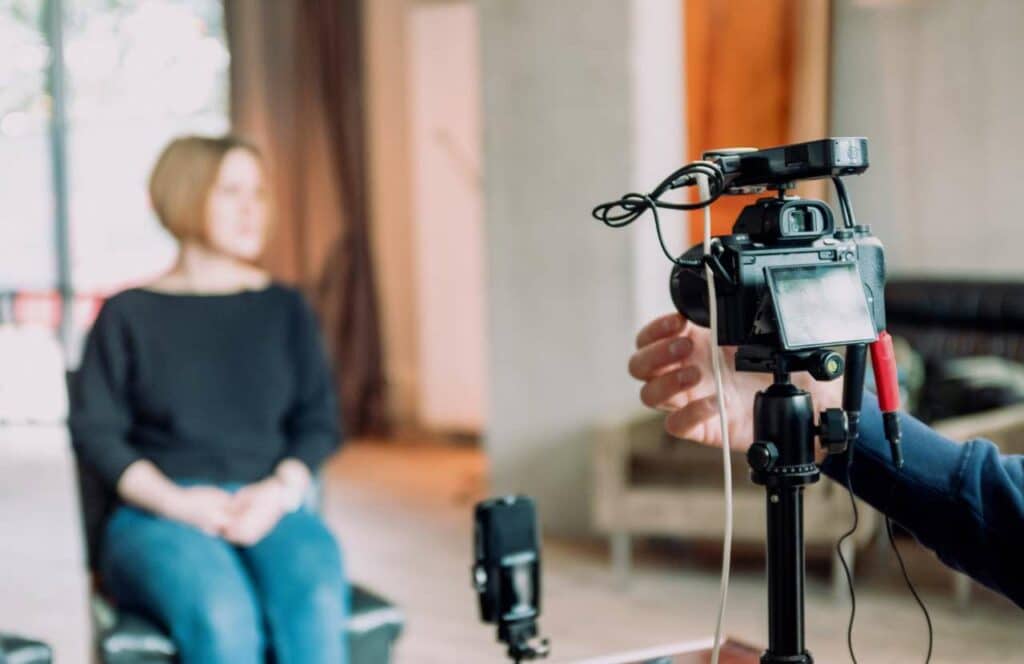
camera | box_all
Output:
[593,137,907,664]
[670,194,887,353]
[669,139,887,355]
[472,495,549,663]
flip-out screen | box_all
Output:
[765,262,876,350]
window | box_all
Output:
[0,0,229,354]
[0,0,54,291]
[67,0,229,293]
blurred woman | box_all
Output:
[70,135,349,663]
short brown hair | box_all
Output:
[148,135,263,241]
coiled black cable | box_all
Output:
[592,161,726,265]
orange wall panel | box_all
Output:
[684,0,799,243]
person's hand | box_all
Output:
[160,486,235,536]
[628,312,842,461]
[222,479,289,546]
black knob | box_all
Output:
[809,350,844,381]
[748,441,779,472]
[819,408,849,456]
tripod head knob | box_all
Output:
[807,350,845,382]
[748,441,780,472]
[818,408,849,456]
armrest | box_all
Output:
[931,402,1024,453]
[0,633,52,664]
[92,594,177,663]
[591,409,656,530]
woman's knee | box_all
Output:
[261,536,347,620]
[278,544,345,605]
[176,590,265,661]
[244,512,348,625]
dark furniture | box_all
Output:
[885,278,1024,364]
[0,633,52,663]
[886,277,1024,421]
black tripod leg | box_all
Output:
[764,486,811,663]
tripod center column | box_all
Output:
[749,381,820,664]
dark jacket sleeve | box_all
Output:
[821,392,1024,607]
[68,300,142,488]
[283,292,343,472]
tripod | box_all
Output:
[738,348,851,664]
[501,619,550,664]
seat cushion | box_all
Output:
[347,586,405,664]
[95,584,403,663]
[97,611,175,664]
[0,633,53,664]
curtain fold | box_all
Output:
[225,0,388,436]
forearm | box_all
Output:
[116,459,183,518]
[819,391,969,532]
[819,391,1024,606]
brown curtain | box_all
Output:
[224,0,388,436]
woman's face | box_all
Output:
[204,148,269,261]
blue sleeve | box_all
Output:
[821,393,1024,607]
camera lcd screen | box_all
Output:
[766,262,876,350]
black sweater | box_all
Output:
[69,284,342,489]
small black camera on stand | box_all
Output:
[594,137,905,663]
[472,495,550,664]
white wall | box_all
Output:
[832,0,1024,277]
[363,0,420,428]
[480,0,684,534]
[408,2,486,433]
[631,0,688,330]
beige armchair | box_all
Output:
[592,409,878,599]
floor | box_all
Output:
[0,430,1021,663]
[322,439,1024,664]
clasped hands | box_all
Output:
[164,478,296,546]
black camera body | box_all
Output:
[669,139,886,353]
[472,495,549,662]
[671,198,886,351]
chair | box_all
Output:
[0,633,53,663]
[68,374,403,663]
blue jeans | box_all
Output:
[101,485,349,664]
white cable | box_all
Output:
[699,173,733,664]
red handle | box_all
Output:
[870,330,900,412]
